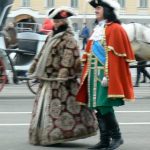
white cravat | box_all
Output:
[90,20,106,41]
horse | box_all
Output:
[122,23,150,61]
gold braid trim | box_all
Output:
[82,51,91,56]
[77,102,87,106]
[83,51,88,54]
[107,46,135,63]
[81,58,86,62]
[108,94,124,98]
[107,46,127,57]
[78,42,93,91]
[103,26,109,79]
[108,94,135,101]
[126,59,136,63]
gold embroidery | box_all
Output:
[88,49,92,107]
[126,59,135,63]
[108,94,135,101]
[93,56,98,107]
[81,59,86,62]
[90,66,104,69]
[97,77,101,82]
[108,95,125,98]
[103,26,109,80]
[107,46,127,57]
[77,102,87,106]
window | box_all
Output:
[139,0,148,8]
[71,0,78,8]
[46,0,54,7]
[21,0,30,7]
[118,0,125,8]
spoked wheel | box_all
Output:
[0,59,7,92]
[26,79,40,94]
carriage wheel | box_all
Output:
[0,59,7,92]
[26,79,39,94]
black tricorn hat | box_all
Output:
[88,0,120,18]
[88,0,120,9]
[48,6,76,19]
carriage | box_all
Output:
[0,0,47,93]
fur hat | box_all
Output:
[48,6,76,19]
[87,0,120,18]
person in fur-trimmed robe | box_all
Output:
[76,0,135,150]
[28,7,98,146]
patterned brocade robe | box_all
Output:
[76,22,135,106]
[28,27,98,145]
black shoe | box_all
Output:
[88,142,109,149]
[107,138,124,150]
[134,84,139,87]
[140,80,146,83]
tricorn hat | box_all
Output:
[87,0,120,18]
[48,6,76,19]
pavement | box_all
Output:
[0,82,150,150]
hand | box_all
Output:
[77,78,81,84]
[101,77,108,87]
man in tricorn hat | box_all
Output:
[76,0,135,150]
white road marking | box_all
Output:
[0,111,150,126]
[0,124,29,126]
[0,99,33,101]
[0,111,150,114]
[0,112,31,114]
[120,122,150,125]
[0,122,150,126]
[116,111,150,113]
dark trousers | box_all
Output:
[135,61,150,86]
[82,38,87,50]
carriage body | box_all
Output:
[0,0,47,92]
[0,24,47,92]
[0,0,14,91]
[11,30,47,80]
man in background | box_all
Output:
[134,60,150,87]
[80,22,90,50]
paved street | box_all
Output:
[0,81,150,150]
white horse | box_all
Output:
[122,23,150,60]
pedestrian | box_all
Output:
[2,22,18,49]
[28,6,98,146]
[39,18,54,34]
[76,0,135,150]
[80,22,90,50]
[134,60,150,87]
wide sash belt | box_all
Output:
[92,41,106,65]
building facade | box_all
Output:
[8,0,150,31]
